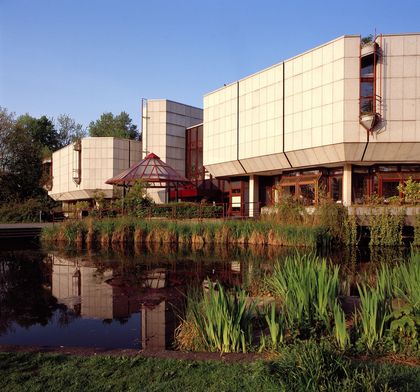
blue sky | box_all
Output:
[1,0,419,130]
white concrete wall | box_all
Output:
[203,36,362,176]
[204,83,238,166]
[363,34,420,161]
[49,137,142,201]
[203,34,420,177]
[142,99,203,203]
[284,36,366,166]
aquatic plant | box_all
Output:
[175,282,256,353]
[333,301,350,350]
[356,282,392,351]
[41,218,328,248]
[40,224,60,242]
[265,253,339,335]
[391,250,420,311]
[264,302,285,348]
[61,220,87,243]
[316,199,349,243]
[343,213,359,246]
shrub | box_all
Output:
[316,199,348,242]
[0,197,57,223]
[369,207,405,246]
[264,195,310,225]
[397,177,420,205]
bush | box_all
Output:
[398,177,420,205]
[0,197,57,223]
[369,207,405,246]
[263,195,310,225]
[147,202,223,219]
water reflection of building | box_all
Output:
[49,253,180,350]
[140,300,178,350]
[51,254,136,319]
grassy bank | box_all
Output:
[1,345,419,392]
[41,217,331,248]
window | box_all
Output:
[382,181,400,199]
[329,177,342,201]
[360,51,376,117]
[299,184,315,205]
[361,55,374,77]
[279,171,321,204]
[282,185,296,197]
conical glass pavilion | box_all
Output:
[105,152,191,189]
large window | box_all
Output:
[185,124,203,182]
[352,165,420,203]
[278,170,321,205]
[183,124,228,203]
[360,47,377,118]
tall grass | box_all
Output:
[333,301,349,350]
[175,282,256,353]
[42,218,326,248]
[265,254,339,335]
[356,282,392,351]
[391,250,420,311]
[264,302,285,348]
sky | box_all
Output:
[1,0,420,131]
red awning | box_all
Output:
[105,152,191,188]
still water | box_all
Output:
[0,240,410,350]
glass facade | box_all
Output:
[352,165,420,203]
[183,124,228,203]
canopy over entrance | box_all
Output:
[105,152,191,188]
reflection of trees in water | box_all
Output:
[0,250,58,334]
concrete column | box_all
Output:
[343,164,352,206]
[249,175,259,217]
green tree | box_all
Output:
[0,107,14,173]
[88,111,138,139]
[16,114,60,152]
[56,114,86,147]
[0,108,44,201]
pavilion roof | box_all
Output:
[105,152,191,188]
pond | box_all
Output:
[0,239,411,350]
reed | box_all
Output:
[356,282,392,351]
[333,301,350,350]
[40,224,60,242]
[264,302,285,348]
[391,250,420,311]
[175,282,256,353]
[265,253,339,335]
[61,220,87,244]
[42,218,326,248]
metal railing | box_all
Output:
[51,201,265,222]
